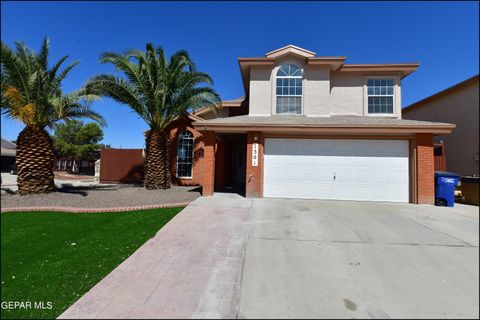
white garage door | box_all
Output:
[263,139,409,202]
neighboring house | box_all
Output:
[402,75,479,177]
[1,137,16,172]
[54,157,96,175]
[102,45,456,204]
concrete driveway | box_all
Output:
[239,199,479,319]
[60,195,478,319]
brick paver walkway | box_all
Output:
[59,194,252,319]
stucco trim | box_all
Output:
[265,45,316,58]
[340,63,420,78]
[307,57,346,70]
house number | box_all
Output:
[252,143,258,167]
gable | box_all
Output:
[265,45,316,59]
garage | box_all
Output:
[263,138,409,202]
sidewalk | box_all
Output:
[59,194,252,319]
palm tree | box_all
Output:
[1,38,104,195]
[86,43,220,189]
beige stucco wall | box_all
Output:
[402,78,479,176]
[249,66,272,116]
[248,58,402,118]
[329,72,364,115]
[303,65,331,116]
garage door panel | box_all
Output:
[353,171,371,184]
[390,172,408,184]
[352,156,374,167]
[299,182,320,199]
[389,188,409,202]
[263,138,409,202]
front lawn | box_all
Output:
[0,207,184,319]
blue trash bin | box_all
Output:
[434,171,460,207]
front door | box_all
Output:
[216,133,247,195]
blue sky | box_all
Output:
[1,1,478,148]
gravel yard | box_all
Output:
[1,184,201,209]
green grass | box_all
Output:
[0,207,184,319]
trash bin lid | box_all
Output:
[435,171,460,178]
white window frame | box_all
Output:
[364,76,399,117]
[176,130,194,179]
[275,63,304,115]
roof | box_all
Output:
[193,115,455,134]
[1,137,16,149]
[221,96,245,106]
[1,138,16,157]
[193,97,245,117]
[403,74,479,113]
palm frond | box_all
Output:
[90,43,219,130]
[38,37,50,71]
[1,39,105,129]
[86,74,151,125]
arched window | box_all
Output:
[276,64,303,114]
[176,130,194,178]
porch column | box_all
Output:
[246,131,264,198]
[414,133,435,204]
[202,131,216,196]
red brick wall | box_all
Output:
[99,148,144,183]
[167,118,204,186]
[202,131,216,196]
[415,133,435,204]
[214,140,226,190]
[245,131,263,198]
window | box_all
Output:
[367,78,394,114]
[176,130,194,178]
[276,64,303,114]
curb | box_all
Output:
[1,202,191,213]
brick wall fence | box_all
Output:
[99,148,144,183]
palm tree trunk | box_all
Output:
[16,127,55,195]
[144,129,171,189]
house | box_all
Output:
[402,75,479,177]
[101,45,456,204]
[402,75,479,205]
[1,137,16,173]
[54,157,96,175]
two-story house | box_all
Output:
[159,45,456,204]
